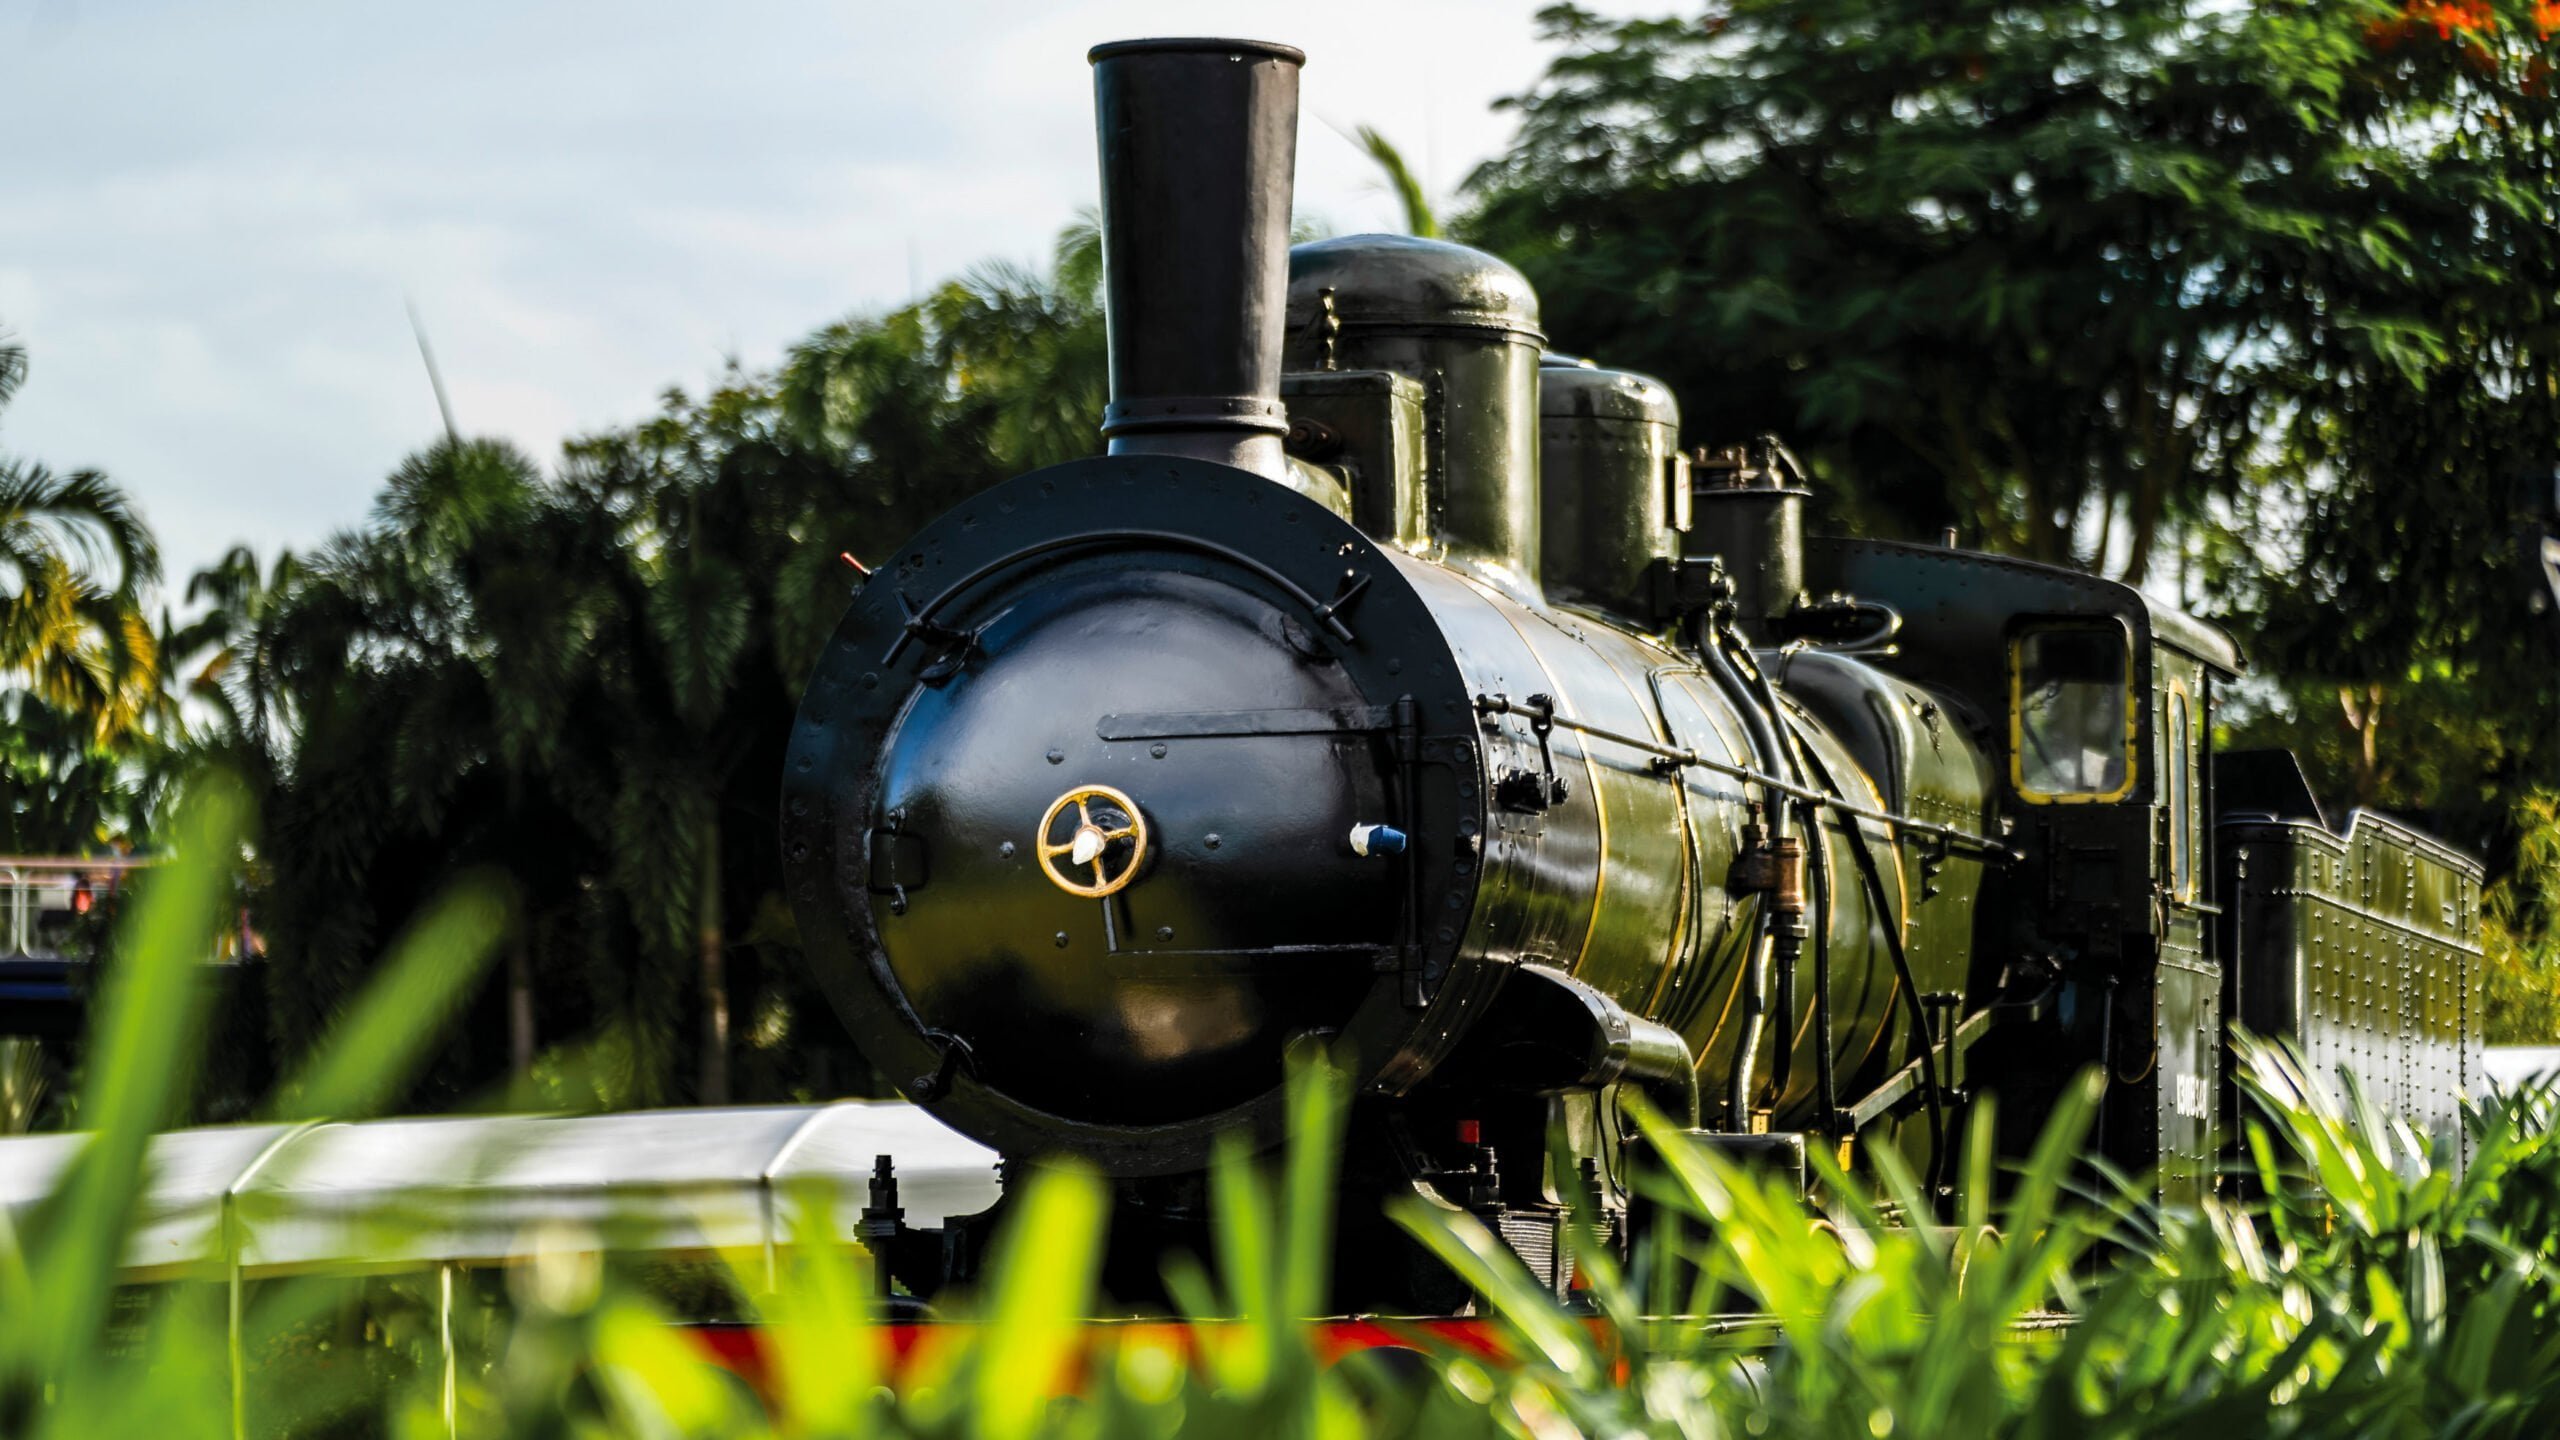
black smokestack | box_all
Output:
[1088,38,1303,480]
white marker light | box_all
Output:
[1350,824,1409,857]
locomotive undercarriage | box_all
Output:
[867,1100,1598,1315]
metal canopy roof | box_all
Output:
[0,1101,1000,1280]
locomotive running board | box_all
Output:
[1097,705,1396,740]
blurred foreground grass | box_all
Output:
[5,778,2560,1438]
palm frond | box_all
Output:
[0,332,25,412]
[1351,123,1439,238]
[1053,208,1103,303]
[0,459,161,595]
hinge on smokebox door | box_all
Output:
[895,589,987,686]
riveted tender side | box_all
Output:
[2218,782,2486,1164]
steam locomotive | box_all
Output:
[779,38,2486,1311]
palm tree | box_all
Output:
[0,691,137,853]
[162,545,303,749]
[564,384,791,1107]
[779,221,1113,515]
[238,228,1131,1108]
[0,332,162,747]
[252,438,574,1083]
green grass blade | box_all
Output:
[1281,1040,1344,1323]
[1389,1195,1600,1386]
[29,772,245,1376]
[974,1162,1104,1440]
[270,877,510,1121]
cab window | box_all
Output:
[2169,687,2194,894]
[2011,622,2134,802]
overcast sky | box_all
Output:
[0,0,1656,592]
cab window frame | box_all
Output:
[2167,676,2196,899]
[2007,616,2140,805]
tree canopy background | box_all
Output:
[1465,0,2560,1022]
[5,0,2558,1110]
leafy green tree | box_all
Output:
[0,332,160,747]
[2485,790,2560,1042]
[0,694,137,853]
[2201,9,2560,854]
[1466,0,2558,583]
[779,229,1106,531]
[236,240,1107,1107]
[153,545,301,758]
[555,383,829,1107]
[1469,0,2560,1027]
[241,440,584,1089]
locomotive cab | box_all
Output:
[1800,536,2243,1202]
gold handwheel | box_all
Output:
[1035,784,1150,898]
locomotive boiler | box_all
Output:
[780,38,2486,1309]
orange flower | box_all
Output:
[2407,0,2495,38]
[2535,0,2560,39]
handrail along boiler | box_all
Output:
[779,37,2486,1309]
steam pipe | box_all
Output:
[1619,1015,1703,1129]
[1730,935,1774,1129]
[1745,659,1815,1119]
[1443,964,1701,1128]
[1089,38,1304,481]
[1771,838,1798,1104]
[1790,733,1949,1193]
[1701,628,1791,1129]
[1812,795,1838,1135]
